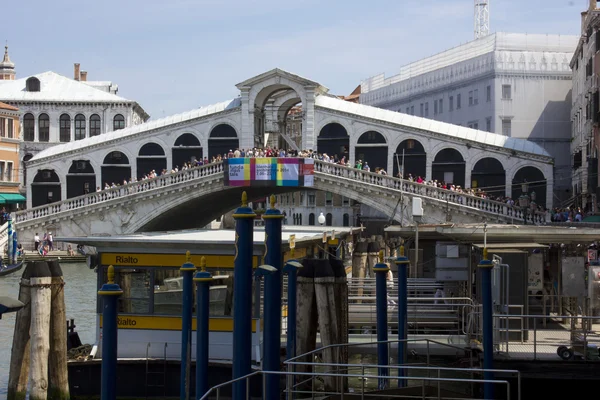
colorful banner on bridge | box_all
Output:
[224,157,314,187]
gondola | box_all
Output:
[0,260,24,277]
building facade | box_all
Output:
[0,101,24,209]
[275,191,356,228]
[360,33,579,205]
[0,54,149,194]
[571,1,600,213]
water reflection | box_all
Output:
[0,262,96,397]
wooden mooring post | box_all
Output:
[29,261,52,400]
[7,263,33,400]
[48,259,70,400]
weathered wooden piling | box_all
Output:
[7,263,34,400]
[47,259,70,400]
[29,261,52,400]
[352,241,368,302]
[296,258,348,393]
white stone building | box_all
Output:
[360,32,579,205]
[570,1,600,213]
[0,56,149,193]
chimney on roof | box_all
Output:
[74,63,80,81]
[591,0,598,10]
[80,71,87,82]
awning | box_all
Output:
[0,193,26,204]
[473,243,546,249]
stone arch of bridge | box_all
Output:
[125,179,400,234]
[248,78,307,148]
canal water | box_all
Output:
[0,263,97,399]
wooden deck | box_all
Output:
[3,250,87,264]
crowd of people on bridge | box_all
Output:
[80,145,597,222]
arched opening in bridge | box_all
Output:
[512,166,547,208]
[355,131,387,171]
[471,157,506,197]
[318,123,349,161]
[432,148,465,187]
[393,139,426,178]
[102,151,131,187]
[32,169,61,207]
[208,124,239,160]
[137,143,167,179]
[172,133,202,168]
[67,160,96,198]
[252,82,303,149]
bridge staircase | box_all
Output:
[13,160,547,238]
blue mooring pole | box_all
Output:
[283,257,301,362]
[395,244,409,388]
[373,250,389,390]
[99,265,123,400]
[194,256,212,399]
[479,248,494,399]
[232,191,256,400]
[180,252,196,400]
[262,195,283,399]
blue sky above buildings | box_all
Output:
[4,0,585,118]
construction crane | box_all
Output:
[474,0,490,39]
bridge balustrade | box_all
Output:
[15,162,225,224]
[313,160,547,224]
[14,158,547,227]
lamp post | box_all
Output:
[519,180,530,225]
[412,198,423,279]
[283,258,303,361]
[318,212,325,226]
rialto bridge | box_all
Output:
[15,68,553,239]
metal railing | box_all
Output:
[199,337,521,400]
[490,314,600,362]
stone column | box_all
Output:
[303,89,316,151]
[34,114,39,143]
[505,170,512,199]
[425,156,432,181]
[240,88,253,150]
[70,117,75,142]
[465,160,472,189]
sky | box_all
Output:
[3,0,588,119]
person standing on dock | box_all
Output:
[34,233,40,251]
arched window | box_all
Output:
[26,77,40,92]
[38,113,49,142]
[113,114,125,131]
[23,113,35,141]
[299,214,303,225]
[74,114,86,140]
[326,213,333,226]
[59,114,71,142]
[89,114,101,137]
[309,213,315,226]
[343,213,350,227]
